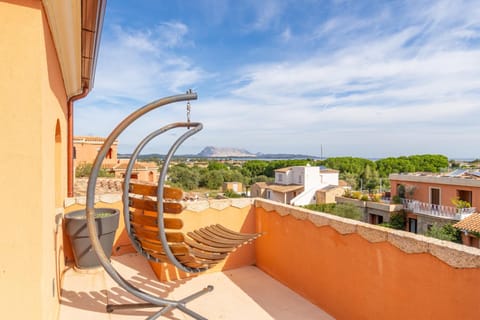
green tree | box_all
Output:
[341,172,358,190]
[362,164,379,192]
[207,161,228,171]
[389,212,406,229]
[251,175,273,183]
[242,160,269,177]
[224,189,242,198]
[303,203,337,213]
[303,203,362,221]
[223,169,245,184]
[167,165,200,190]
[75,163,114,178]
[425,224,461,243]
[202,170,224,189]
[332,203,362,220]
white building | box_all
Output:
[252,165,340,206]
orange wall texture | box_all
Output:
[0,1,68,319]
[255,207,480,320]
[74,138,118,166]
[149,203,258,281]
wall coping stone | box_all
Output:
[65,194,254,213]
[62,195,480,268]
[255,198,480,269]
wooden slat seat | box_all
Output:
[127,181,262,270]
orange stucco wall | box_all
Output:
[149,203,257,281]
[0,1,68,319]
[255,207,480,320]
[63,199,258,282]
[74,138,118,166]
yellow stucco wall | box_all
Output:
[0,1,68,319]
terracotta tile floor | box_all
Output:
[59,253,334,319]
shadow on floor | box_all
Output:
[60,254,192,319]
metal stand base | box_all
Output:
[106,285,214,320]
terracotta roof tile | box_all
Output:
[74,136,119,144]
[267,184,303,193]
[113,161,158,170]
[454,213,480,233]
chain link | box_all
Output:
[186,101,191,128]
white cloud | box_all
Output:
[76,0,480,158]
[280,27,292,42]
[89,23,207,102]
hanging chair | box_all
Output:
[84,91,262,320]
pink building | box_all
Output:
[73,136,118,166]
[74,135,158,182]
[389,171,478,234]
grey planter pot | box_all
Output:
[65,208,119,269]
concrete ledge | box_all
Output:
[387,230,429,254]
[308,213,330,227]
[184,200,210,212]
[208,199,231,211]
[329,218,359,235]
[254,198,480,269]
[427,238,480,268]
[65,195,255,213]
[290,207,311,220]
[231,198,254,209]
[357,224,389,243]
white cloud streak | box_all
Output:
[76,0,480,158]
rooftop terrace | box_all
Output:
[61,197,480,319]
[60,254,333,319]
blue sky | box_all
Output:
[75,0,480,159]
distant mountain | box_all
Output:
[198,146,256,158]
[197,146,319,159]
[255,153,320,159]
[118,146,319,160]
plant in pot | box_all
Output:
[64,207,119,269]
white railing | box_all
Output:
[402,199,475,220]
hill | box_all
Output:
[198,146,256,157]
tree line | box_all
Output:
[166,154,449,192]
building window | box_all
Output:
[430,188,440,205]
[369,214,383,225]
[277,174,283,182]
[299,175,302,184]
[408,218,417,233]
[266,190,272,199]
[471,236,479,248]
[397,184,405,198]
[457,190,472,206]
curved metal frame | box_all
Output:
[122,121,206,273]
[85,91,213,319]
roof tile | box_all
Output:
[454,213,480,233]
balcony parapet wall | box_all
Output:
[65,194,254,210]
[255,199,480,268]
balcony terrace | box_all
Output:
[403,199,476,220]
[59,197,480,319]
